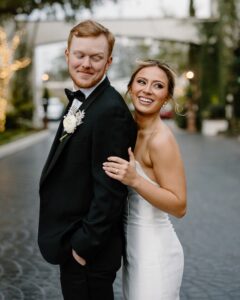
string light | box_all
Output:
[0,27,31,132]
[185,71,195,80]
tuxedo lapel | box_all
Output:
[40,77,110,186]
[40,132,71,185]
[80,77,110,112]
[40,101,72,186]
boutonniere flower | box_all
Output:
[60,110,85,142]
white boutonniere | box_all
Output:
[60,110,85,142]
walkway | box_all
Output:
[0,123,240,299]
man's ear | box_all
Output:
[106,56,113,71]
[65,48,69,63]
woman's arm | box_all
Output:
[103,131,187,218]
[137,131,186,217]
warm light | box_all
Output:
[0,26,31,132]
[186,71,194,80]
[42,73,49,82]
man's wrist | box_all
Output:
[72,249,86,266]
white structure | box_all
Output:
[24,17,207,127]
[202,120,228,136]
[20,17,219,127]
[24,18,209,47]
[210,0,219,17]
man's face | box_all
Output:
[65,34,112,89]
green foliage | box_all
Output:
[5,111,19,130]
[0,0,101,22]
[42,87,50,100]
[1,0,107,131]
[46,52,69,81]
[189,0,196,17]
[175,113,187,129]
[110,39,152,80]
[0,127,37,145]
[203,104,225,120]
[155,41,189,74]
[174,96,187,129]
[217,0,238,103]
[195,109,202,131]
[199,21,219,110]
[9,33,34,128]
[229,41,240,118]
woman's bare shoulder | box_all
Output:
[149,122,177,152]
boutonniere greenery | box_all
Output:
[60,110,85,142]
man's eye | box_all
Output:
[91,56,103,62]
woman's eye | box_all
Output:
[137,79,146,85]
[154,83,164,89]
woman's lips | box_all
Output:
[138,96,154,105]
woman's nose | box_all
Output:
[143,84,152,94]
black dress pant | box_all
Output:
[60,256,116,300]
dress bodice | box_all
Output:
[123,161,184,300]
[125,161,170,225]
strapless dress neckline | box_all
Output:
[135,160,158,186]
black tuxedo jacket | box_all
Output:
[38,77,137,269]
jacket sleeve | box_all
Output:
[70,106,136,261]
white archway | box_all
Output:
[26,17,205,46]
[25,17,212,126]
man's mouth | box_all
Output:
[77,70,94,75]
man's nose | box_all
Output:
[82,56,91,68]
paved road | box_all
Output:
[0,123,240,299]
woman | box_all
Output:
[103,60,187,300]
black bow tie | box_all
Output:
[64,89,86,103]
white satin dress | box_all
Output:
[122,161,184,300]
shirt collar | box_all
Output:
[73,75,106,98]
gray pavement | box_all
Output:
[0,122,240,299]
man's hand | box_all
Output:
[72,249,86,266]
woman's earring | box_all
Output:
[162,101,168,108]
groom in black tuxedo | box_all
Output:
[38,20,137,300]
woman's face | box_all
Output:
[130,66,169,115]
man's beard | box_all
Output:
[69,68,106,89]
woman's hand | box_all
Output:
[103,147,139,187]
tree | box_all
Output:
[0,1,102,22]
[230,41,240,118]
[0,27,31,131]
[189,0,196,17]
[9,32,34,129]
[199,21,219,111]
[217,0,238,105]
[1,0,111,129]
[185,0,202,131]
[197,0,239,129]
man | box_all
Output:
[38,20,137,300]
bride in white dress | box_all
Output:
[103,60,187,300]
